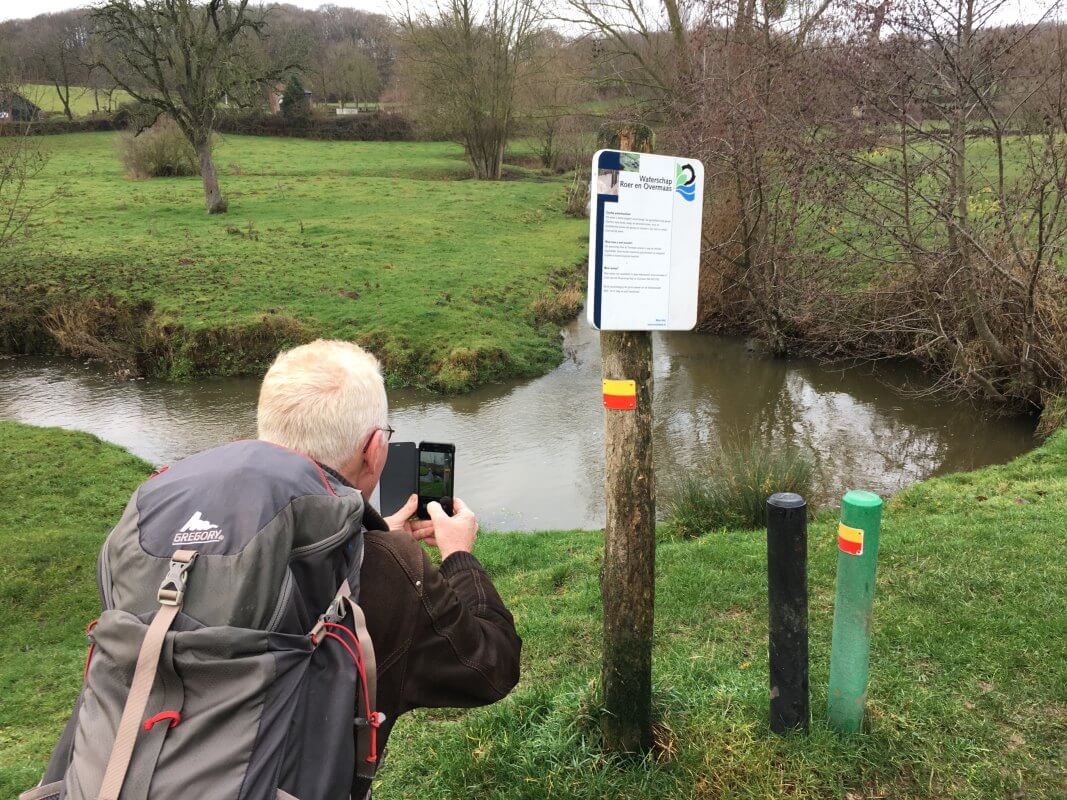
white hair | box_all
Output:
[257,339,388,471]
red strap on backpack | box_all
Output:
[143,711,182,731]
[316,623,381,764]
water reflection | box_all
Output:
[0,318,1035,531]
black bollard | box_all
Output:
[767,492,809,733]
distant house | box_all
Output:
[266,82,314,115]
[0,91,43,122]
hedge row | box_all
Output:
[0,116,119,136]
[0,110,415,141]
[213,111,415,141]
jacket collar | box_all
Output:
[318,462,389,533]
[318,461,354,488]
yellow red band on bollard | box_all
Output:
[838,522,864,556]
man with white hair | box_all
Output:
[258,339,522,796]
[30,338,520,800]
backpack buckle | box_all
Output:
[324,595,347,623]
[309,601,345,644]
[157,551,198,606]
[355,711,386,728]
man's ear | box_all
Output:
[350,428,389,497]
[367,428,389,472]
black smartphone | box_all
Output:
[416,442,455,520]
[380,442,418,518]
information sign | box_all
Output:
[587,149,704,331]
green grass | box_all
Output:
[0,132,587,390]
[1,420,1064,798]
[18,84,134,118]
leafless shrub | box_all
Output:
[809,0,1067,409]
[119,116,198,179]
[670,0,858,353]
[662,0,1065,409]
[397,0,545,180]
[564,164,590,217]
[519,37,595,172]
[0,106,50,254]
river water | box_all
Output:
[0,318,1036,531]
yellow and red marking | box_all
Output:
[838,522,864,556]
[602,379,637,410]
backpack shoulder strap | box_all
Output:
[97,550,198,800]
[310,578,381,782]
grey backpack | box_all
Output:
[23,441,382,800]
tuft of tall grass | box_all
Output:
[665,440,814,537]
[530,286,584,326]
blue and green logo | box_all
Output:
[675,163,697,201]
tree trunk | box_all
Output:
[662,0,689,76]
[493,136,505,180]
[55,82,73,121]
[600,330,656,754]
[196,139,227,215]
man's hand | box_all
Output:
[419,497,478,561]
[383,493,434,540]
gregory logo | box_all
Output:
[172,511,224,545]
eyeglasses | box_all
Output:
[363,425,395,453]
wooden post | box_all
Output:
[599,126,656,754]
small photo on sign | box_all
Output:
[619,153,640,171]
[597,169,620,196]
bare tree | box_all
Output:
[558,0,693,107]
[27,12,89,121]
[563,0,1065,409]
[84,29,128,113]
[327,42,382,109]
[668,0,860,351]
[821,0,1067,408]
[0,75,50,255]
[0,23,22,87]
[299,7,395,105]
[520,33,594,171]
[0,137,48,252]
[91,0,272,214]
[397,0,544,180]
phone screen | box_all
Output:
[418,444,454,502]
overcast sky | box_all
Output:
[0,0,1058,24]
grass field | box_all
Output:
[0,132,587,390]
[1,419,1064,798]
[18,84,134,118]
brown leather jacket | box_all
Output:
[353,505,522,796]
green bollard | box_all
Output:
[827,489,883,733]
